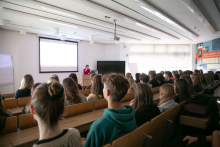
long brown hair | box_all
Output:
[30,82,64,128]
[180,76,196,95]
[190,74,204,90]
[69,73,78,83]
[133,83,153,111]
[175,79,190,102]
[125,75,136,93]
[91,75,103,97]
[158,84,175,106]
[20,74,34,89]
[204,74,212,85]
[63,77,81,104]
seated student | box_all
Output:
[178,70,183,75]
[22,83,41,114]
[200,69,203,74]
[208,71,215,85]
[15,74,34,99]
[0,93,13,132]
[83,74,137,147]
[48,74,60,83]
[135,73,141,83]
[174,79,190,103]
[149,71,160,87]
[139,73,152,88]
[160,71,165,75]
[83,73,97,90]
[125,73,132,77]
[125,75,136,93]
[214,74,219,83]
[173,73,180,81]
[199,74,206,88]
[156,73,167,86]
[180,76,196,95]
[87,75,104,101]
[63,77,87,106]
[69,73,82,90]
[194,70,199,74]
[30,82,83,147]
[165,71,174,84]
[183,130,220,147]
[190,74,204,93]
[204,74,212,89]
[158,84,178,113]
[130,83,161,127]
[215,71,220,79]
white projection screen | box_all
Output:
[39,38,78,73]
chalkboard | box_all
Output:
[212,38,220,51]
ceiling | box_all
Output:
[0,0,220,44]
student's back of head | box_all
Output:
[20,74,34,89]
[165,71,172,78]
[69,73,78,83]
[204,73,212,86]
[133,83,153,111]
[125,73,132,77]
[156,73,165,82]
[30,82,64,128]
[125,75,136,93]
[63,77,81,105]
[135,73,141,83]
[139,73,149,83]
[48,74,60,83]
[148,71,156,79]
[159,84,175,106]
[175,79,190,103]
[91,75,103,97]
[190,74,203,88]
[102,73,129,101]
[180,75,196,95]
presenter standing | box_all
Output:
[83,65,91,75]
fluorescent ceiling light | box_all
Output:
[181,0,216,34]
[40,19,77,28]
[41,7,78,19]
[132,0,198,38]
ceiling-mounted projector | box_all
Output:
[113,19,120,41]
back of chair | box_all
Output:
[2,99,17,109]
[0,116,17,135]
[63,101,95,118]
[79,89,90,96]
[111,122,151,147]
[93,99,108,110]
[151,86,160,94]
[149,109,173,147]
[18,97,31,107]
[121,92,135,103]
[19,114,37,130]
[169,101,185,121]
[2,93,15,98]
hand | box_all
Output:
[130,99,135,106]
[81,138,86,146]
[183,136,198,146]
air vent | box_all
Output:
[214,0,220,14]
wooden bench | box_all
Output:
[0,116,17,136]
[121,92,134,103]
[18,97,31,107]
[63,101,95,118]
[180,115,210,129]
[79,89,90,96]
[19,114,38,130]
[111,122,151,147]
[94,98,108,110]
[2,99,17,109]
[2,93,15,98]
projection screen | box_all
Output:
[39,37,78,73]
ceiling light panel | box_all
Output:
[130,0,198,38]
[181,0,217,34]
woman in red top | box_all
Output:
[83,65,91,75]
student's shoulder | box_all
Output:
[91,117,109,129]
[68,128,81,136]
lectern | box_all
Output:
[78,75,91,86]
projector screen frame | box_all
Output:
[39,37,78,73]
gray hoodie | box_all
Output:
[158,99,178,113]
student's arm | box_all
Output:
[83,127,103,147]
[14,90,19,99]
[212,131,220,147]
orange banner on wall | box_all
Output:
[196,49,220,59]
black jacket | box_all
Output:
[14,88,31,99]
[159,81,167,86]
[135,105,161,126]
[149,79,160,88]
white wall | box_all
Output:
[0,29,115,94]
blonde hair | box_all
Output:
[191,74,204,90]
[20,74,34,89]
[125,75,136,93]
[48,74,60,83]
[158,84,175,106]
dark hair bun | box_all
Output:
[48,82,63,97]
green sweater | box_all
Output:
[84,105,137,147]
